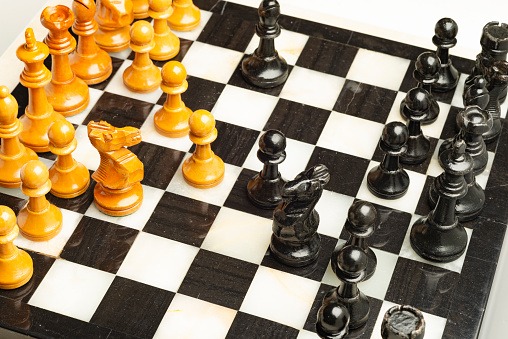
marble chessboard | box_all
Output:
[0,1,508,338]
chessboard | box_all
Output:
[0,1,507,339]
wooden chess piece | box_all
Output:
[247,130,286,209]
[463,75,489,109]
[133,0,149,19]
[0,86,38,188]
[41,5,90,117]
[154,61,192,137]
[367,121,410,199]
[18,160,63,241]
[168,0,200,32]
[69,0,113,85]
[149,0,180,61]
[327,244,370,329]
[48,120,90,198]
[95,0,134,53]
[482,60,508,143]
[88,121,144,216]
[270,164,330,267]
[123,20,162,93]
[0,206,33,290]
[16,28,65,153]
[182,110,225,188]
[316,301,350,339]
[400,88,431,165]
[411,140,469,262]
[381,305,425,339]
[432,18,459,92]
[241,0,288,88]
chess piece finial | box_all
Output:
[400,88,432,165]
[367,121,410,199]
[432,18,459,92]
[88,121,144,216]
[148,0,180,61]
[69,0,113,85]
[41,5,90,117]
[123,20,161,93]
[182,110,225,188]
[327,244,370,329]
[0,205,33,290]
[381,305,425,339]
[95,0,134,52]
[48,120,90,198]
[241,0,288,88]
[18,160,63,241]
[316,302,350,339]
[16,28,65,153]
[247,130,287,208]
[0,85,38,188]
[154,61,192,137]
[270,164,330,267]
[132,0,149,19]
[168,0,201,32]
[411,139,470,262]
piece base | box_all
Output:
[94,183,143,217]
[50,179,90,199]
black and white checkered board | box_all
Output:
[1,1,508,338]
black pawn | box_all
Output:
[241,0,288,88]
[440,106,492,175]
[316,302,350,339]
[411,140,470,262]
[400,88,432,165]
[337,200,378,280]
[247,130,286,208]
[463,75,489,109]
[401,52,440,125]
[432,18,459,92]
[381,305,425,339]
[367,122,410,199]
[270,164,330,267]
[482,60,508,143]
[327,245,370,330]
[465,22,508,104]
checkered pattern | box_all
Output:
[0,1,507,339]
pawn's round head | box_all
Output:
[130,21,155,52]
[259,130,286,155]
[415,52,440,77]
[435,18,458,40]
[317,303,350,336]
[337,245,367,277]
[405,87,431,113]
[0,205,16,236]
[189,110,215,137]
[382,121,409,148]
[21,160,49,189]
[0,85,18,126]
[149,0,172,12]
[348,200,377,230]
[48,119,75,148]
[161,61,187,86]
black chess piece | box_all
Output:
[482,60,508,143]
[463,75,489,109]
[316,302,350,339]
[439,106,492,176]
[367,122,410,199]
[400,88,432,165]
[241,0,288,88]
[247,130,286,209]
[381,305,425,339]
[270,164,330,267]
[401,52,440,125]
[465,22,508,104]
[326,245,370,330]
[432,18,459,92]
[336,200,378,280]
[411,140,470,262]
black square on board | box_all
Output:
[47,170,96,214]
[60,216,139,274]
[414,175,435,217]
[178,249,258,310]
[440,105,461,140]
[333,80,397,124]
[197,13,256,52]
[466,217,507,263]
[83,91,155,129]
[264,99,331,145]
[90,276,174,338]
[129,141,185,189]
[0,193,26,216]
[385,257,460,318]
[226,311,299,339]
[228,61,293,97]
[144,191,221,247]
[307,147,370,197]
[296,36,358,78]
